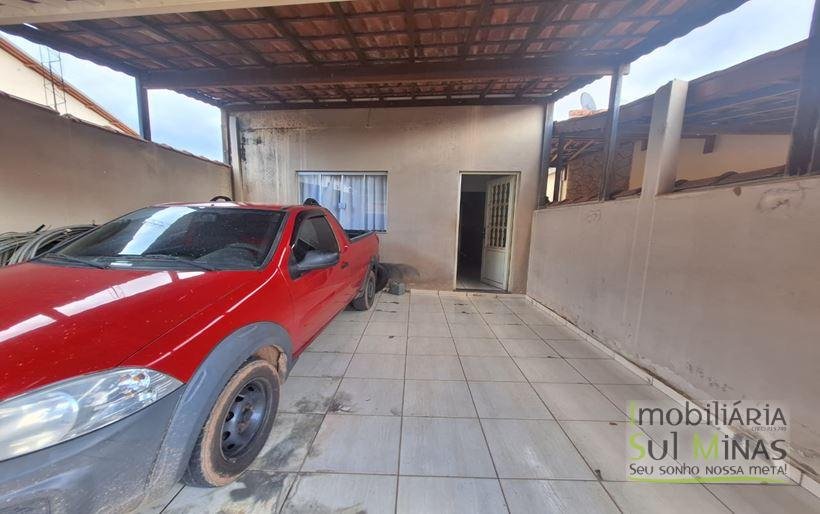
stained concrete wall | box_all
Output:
[0,94,231,233]
[233,105,545,292]
[527,177,820,478]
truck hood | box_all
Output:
[0,262,254,400]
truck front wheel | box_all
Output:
[352,269,376,311]
[184,359,280,487]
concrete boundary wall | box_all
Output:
[0,93,231,233]
[526,80,820,481]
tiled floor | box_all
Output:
[455,268,503,292]
[151,291,820,514]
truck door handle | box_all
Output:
[340,261,349,269]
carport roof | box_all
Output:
[2,0,747,110]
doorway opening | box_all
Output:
[456,173,517,292]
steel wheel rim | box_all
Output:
[367,274,376,303]
[221,378,268,459]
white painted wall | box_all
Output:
[0,94,231,233]
[528,178,820,479]
[528,80,820,480]
[232,105,545,292]
[0,44,122,132]
[629,134,791,189]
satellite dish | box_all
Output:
[580,91,597,111]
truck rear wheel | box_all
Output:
[352,269,376,311]
[184,359,279,487]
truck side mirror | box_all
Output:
[292,250,339,274]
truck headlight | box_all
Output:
[0,368,182,462]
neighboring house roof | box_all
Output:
[0,36,138,137]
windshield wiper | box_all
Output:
[135,254,217,271]
[39,253,108,269]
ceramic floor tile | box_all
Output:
[532,383,625,421]
[323,320,367,336]
[403,380,476,418]
[410,312,447,324]
[497,296,531,308]
[445,311,484,323]
[397,477,508,514]
[530,324,581,341]
[567,359,647,385]
[376,300,410,312]
[548,340,610,359]
[283,473,396,514]
[482,419,593,479]
[355,334,407,354]
[603,483,731,513]
[407,336,458,356]
[454,338,508,356]
[705,484,820,513]
[289,353,352,378]
[499,339,558,357]
[370,309,410,323]
[595,384,678,414]
[561,421,678,482]
[251,413,324,471]
[302,414,401,474]
[279,376,340,414]
[406,355,465,380]
[481,312,523,325]
[364,321,408,337]
[460,356,526,382]
[306,332,361,353]
[443,304,479,315]
[472,301,512,314]
[331,378,404,416]
[400,417,496,477]
[469,381,552,419]
[409,303,445,314]
[501,479,620,514]
[514,310,558,325]
[448,323,495,338]
[490,324,539,339]
[163,472,295,514]
[514,357,587,383]
[409,322,452,337]
[344,354,405,379]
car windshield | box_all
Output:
[47,206,285,270]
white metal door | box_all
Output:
[480,175,516,290]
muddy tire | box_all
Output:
[351,269,376,311]
[184,359,280,487]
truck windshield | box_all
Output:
[46,206,285,271]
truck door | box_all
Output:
[285,212,346,349]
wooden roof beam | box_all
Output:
[223,95,548,111]
[514,1,568,57]
[461,0,492,59]
[329,2,368,64]
[142,55,619,89]
[401,0,417,62]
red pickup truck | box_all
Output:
[0,202,380,513]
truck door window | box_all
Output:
[291,215,339,263]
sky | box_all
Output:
[1,0,814,162]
